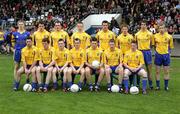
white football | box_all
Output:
[92,60,100,68]
[111,85,120,93]
[70,84,79,92]
[130,86,139,95]
[23,84,32,92]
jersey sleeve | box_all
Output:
[169,35,174,49]
[86,34,91,48]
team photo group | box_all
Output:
[10,19,174,94]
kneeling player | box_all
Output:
[85,38,104,91]
[123,41,148,94]
[104,39,124,92]
[15,37,38,91]
[36,38,56,92]
[52,39,69,92]
[67,38,85,91]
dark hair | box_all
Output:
[140,20,147,25]
[54,21,62,26]
[58,39,64,43]
[74,38,81,43]
[90,37,98,42]
[102,20,109,25]
[26,36,32,41]
[131,40,137,44]
[42,38,50,44]
[109,39,115,43]
[38,21,45,25]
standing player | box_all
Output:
[36,38,56,92]
[85,38,104,91]
[71,22,91,49]
[104,39,124,92]
[67,38,85,91]
[123,41,148,94]
[154,24,174,91]
[15,37,39,91]
[117,24,134,56]
[52,39,69,92]
[96,20,116,51]
[32,21,50,49]
[135,20,154,89]
[11,20,30,90]
[50,21,70,49]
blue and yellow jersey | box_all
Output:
[123,50,144,68]
[153,32,174,54]
[54,48,69,66]
[32,30,50,49]
[86,47,103,64]
[50,30,70,49]
[117,33,134,55]
[104,48,123,66]
[96,30,116,51]
[0,32,4,41]
[21,46,39,65]
[69,48,85,67]
[12,31,30,50]
[39,47,56,65]
[135,30,153,50]
[71,31,91,49]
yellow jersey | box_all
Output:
[71,31,91,49]
[50,30,70,49]
[96,30,116,50]
[104,48,123,66]
[55,48,69,66]
[117,33,134,54]
[123,50,144,68]
[154,32,174,54]
[21,46,39,65]
[69,48,85,67]
[135,30,153,50]
[32,30,50,49]
[0,32,4,41]
[86,47,103,64]
[39,47,56,65]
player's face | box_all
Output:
[91,41,98,49]
[122,27,128,34]
[131,43,137,51]
[141,23,147,30]
[74,41,80,49]
[102,23,109,31]
[109,42,115,49]
[55,23,62,31]
[38,24,45,31]
[77,23,83,31]
[42,42,49,49]
[159,26,165,33]
[18,22,25,29]
[26,39,32,47]
[58,41,65,49]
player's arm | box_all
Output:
[86,34,91,49]
[119,51,123,66]
[10,33,15,52]
[169,35,174,49]
[135,52,144,71]
[21,50,27,70]
[85,52,92,68]
[29,49,39,71]
[77,51,85,71]
[99,51,104,67]
[46,50,56,68]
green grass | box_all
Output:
[0,55,180,114]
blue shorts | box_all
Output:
[74,66,79,70]
[14,49,21,63]
[154,52,170,66]
[141,50,152,65]
[110,66,118,74]
[43,64,48,67]
[26,65,31,69]
[0,41,4,45]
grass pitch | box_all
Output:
[0,55,180,114]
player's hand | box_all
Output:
[76,69,80,74]
[45,66,48,71]
[25,69,29,74]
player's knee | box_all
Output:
[52,68,57,74]
[100,68,104,74]
[142,71,148,78]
